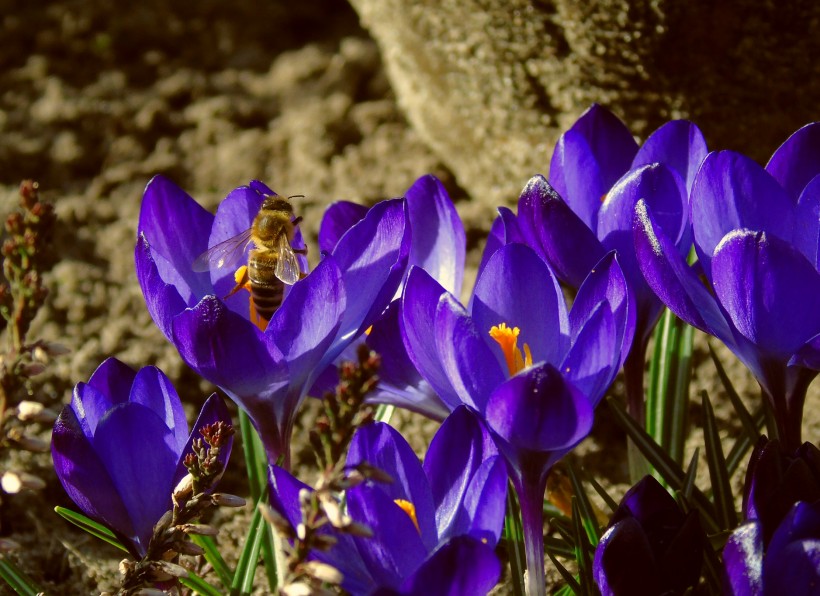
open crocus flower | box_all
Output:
[634,122,820,451]
[593,475,705,596]
[269,406,506,594]
[509,105,707,422]
[313,175,465,420]
[136,176,409,466]
[51,358,233,558]
[724,500,820,595]
[400,242,634,595]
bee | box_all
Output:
[193,193,306,324]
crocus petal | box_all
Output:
[460,457,508,547]
[633,200,735,344]
[631,120,708,192]
[268,465,311,529]
[347,423,438,549]
[86,358,136,404]
[599,163,688,292]
[561,303,616,405]
[401,268,463,411]
[475,206,523,284]
[135,236,189,340]
[794,174,820,269]
[129,366,189,455]
[436,294,506,412]
[404,175,466,297]
[517,174,606,288]
[52,406,136,553]
[723,521,763,596]
[318,200,369,255]
[347,484,428,589]
[765,122,820,200]
[712,230,820,359]
[267,255,345,389]
[366,301,450,421]
[594,517,663,596]
[691,151,795,276]
[93,403,178,554]
[423,407,502,543]
[173,394,234,488]
[207,185,266,318]
[472,242,569,366]
[332,198,410,350]
[138,175,214,303]
[485,363,594,453]
[550,104,638,229]
[396,536,501,596]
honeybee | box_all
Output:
[193,193,306,323]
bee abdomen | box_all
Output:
[249,281,285,321]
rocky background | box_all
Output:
[0,0,817,592]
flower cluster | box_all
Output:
[48,105,819,595]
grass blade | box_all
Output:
[725,406,766,476]
[190,535,232,588]
[700,390,738,530]
[231,499,266,596]
[374,403,395,423]
[606,397,719,532]
[503,486,527,596]
[707,342,759,442]
[682,448,699,502]
[180,572,225,596]
[565,462,600,546]
[0,556,40,596]
[571,497,593,595]
[54,506,128,553]
[547,552,581,594]
[584,473,618,515]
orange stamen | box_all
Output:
[394,499,420,533]
[488,322,533,376]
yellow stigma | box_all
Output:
[489,322,533,376]
[394,499,420,533]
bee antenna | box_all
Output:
[287,194,305,201]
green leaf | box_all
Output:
[231,499,267,596]
[54,507,129,553]
[682,448,699,502]
[646,309,693,470]
[725,405,765,477]
[0,556,40,596]
[707,342,759,442]
[700,390,737,530]
[606,397,719,533]
[374,403,395,423]
[190,535,232,588]
[565,462,600,546]
[180,571,225,596]
[571,497,593,596]
[503,486,527,596]
[584,473,618,515]
[237,411,277,591]
[543,535,576,559]
[547,552,581,594]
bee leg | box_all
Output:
[223,266,250,299]
[293,247,308,255]
[292,216,303,226]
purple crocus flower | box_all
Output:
[634,123,820,451]
[510,105,707,422]
[51,358,233,558]
[313,175,465,420]
[592,475,705,596]
[400,242,634,594]
[742,437,820,545]
[269,406,506,595]
[724,500,820,595]
[136,176,409,467]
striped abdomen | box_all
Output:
[248,250,286,321]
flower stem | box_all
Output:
[624,343,650,482]
[512,468,548,596]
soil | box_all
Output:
[0,1,816,594]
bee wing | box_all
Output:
[274,234,302,285]
[192,228,254,272]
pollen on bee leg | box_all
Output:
[394,499,420,533]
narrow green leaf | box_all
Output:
[585,473,618,515]
[700,390,738,530]
[54,507,129,553]
[237,411,277,591]
[554,584,576,596]
[550,518,575,548]
[708,342,759,441]
[725,406,766,477]
[606,397,719,532]
[565,462,600,546]
[571,497,593,596]
[547,552,581,594]
[682,448,699,502]
[180,572,225,596]
[231,500,267,596]
[543,535,576,559]
[374,403,395,423]
[190,535,232,588]
[0,557,40,596]
[503,486,527,596]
